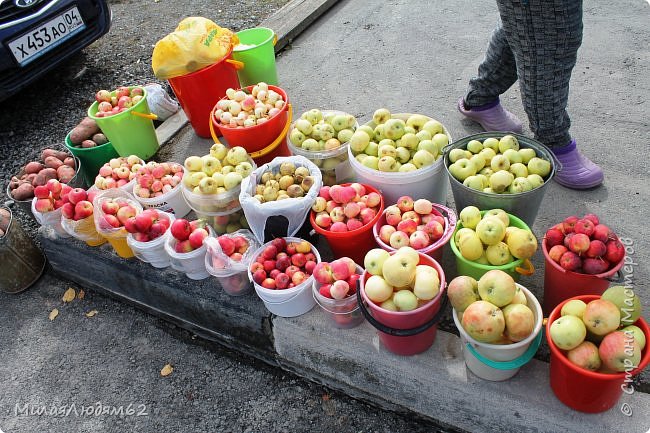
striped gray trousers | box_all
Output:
[464,0,583,148]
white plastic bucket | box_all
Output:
[452,284,543,381]
[127,211,175,268]
[134,166,191,218]
[31,199,70,239]
[164,225,215,279]
[347,113,450,205]
[248,236,320,317]
[312,265,364,329]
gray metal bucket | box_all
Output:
[0,205,46,293]
[443,132,556,228]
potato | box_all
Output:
[44,156,63,169]
[69,118,100,144]
[41,148,69,161]
[24,161,45,174]
[81,140,97,148]
[41,168,58,180]
[63,157,75,167]
[57,165,76,183]
[32,173,47,186]
[92,133,108,145]
[11,183,34,201]
[25,173,37,184]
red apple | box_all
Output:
[269,269,281,279]
[261,278,276,289]
[563,215,578,233]
[68,188,87,205]
[149,222,166,239]
[568,233,590,255]
[605,239,625,264]
[171,219,192,241]
[275,256,291,271]
[262,245,278,260]
[61,202,75,220]
[560,251,581,271]
[124,216,138,233]
[304,260,316,275]
[271,237,286,253]
[285,265,300,279]
[252,269,266,284]
[275,272,290,289]
[582,257,610,275]
[585,240,606,258]
[544,228,565,248]
[319,284,332,298]
[103,214,120,228]
[291,253,307,268]
[135,212,153,232]
[218,237,236,256]
[34,185,50,199]
[574,219,595,237]
[592,224,612,243]
[116,205,136,225]
[291,271,307,285]
[174,239,193,253]
[582,213,600,226]
[188,228,209,249]
[250,262,264,274]
[396,195,414,213]
[548,245,568,263]
[263,260,276,273]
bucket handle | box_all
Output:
[209,103,294,159]
[515,258,534,276]
[131,111,158,121]
[226,59,245,70]
[464,329,543,370]
[355,280,449,337]
[606,268,625,283]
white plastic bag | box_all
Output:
[144,83,180,121]
[204,229,260,274]
[92,189,143,238]
[31,198,70,239]
[239,156,322,244]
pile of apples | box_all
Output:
[249,238,316,289]
[449,270,535,344]
[362,247,440,311]
[252,161,315,203]
[183,143,253,194]
[33,179,72,214]
[133,161,184,199]
[349,108,449,172]
[376,196,445,249]
[549,286,644,373]
[289,109,357,152]
[169,219,210,253]
[94,156,142,190]
[311,183,381,232]
[124,209,171,242]
[94,86,145,117]
[448,135,551,194]
[313,257,361,300]
[544,214,625,274]
[97,197,138,230]
[456,206,537,266]
[60,187,99,221]
[213,82,286,128]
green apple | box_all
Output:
[364,141,379,156]
[449,158,477,181]
[201,155,222,176]
[484,209,510,227]
[289,128,306,146]
[415,130,432,142]
[413,266,440,301]
[372,108,391,125]
[235,161,254,178]
[188,171,207,187]
[475,252,490,265]
[449,148,467,163]
[211,172,225,186]
[479,167,494,177]
[399,163,417,172]
[486,242,513,265]
[527,157,551,177]
[355,153,368,164]
[361,156,379,170]
[337,128,354,143]
[422,120,444,136]
[476,174,489,188]
[226,147,248,165]
[508,177,533,193]
[498,134,520,152]
[209,143,228,160]
[223,172,243,190]
[483,187,494,193]
[382,254,417,287]
[380,298,398,311]
[458,231,484,261]
[477,269,516,307]
[403,125,416,136]
[395,147,411,164]
[561,299,587,318]
[466,139,483,154]
[455,227,476,244]
[301,138,320,151]
[490,154,511,172]
[393,289,419,311]
[622,325,646,350]
[469,154,486,171]
[184,156,203,172]
[383,118,406,140]
[476,216,507,246]
[364,275,393,303]
[432,133,449,150]
[417,139,437,155]
[503,148,523,164]
[506,227,537,259]
[330,114,349,132]
[373,124,386,141]
[198,176,219,194]
[412,150,435,168]
[349,130,370,152]
[377,156,398,172]
[511,286,528,305]
[601,285,642,326]
[406,114,429,130]
[295,118,313,135]
[463,176,484,191]
[527,174,544,189]
[518,148,536,164]
[364,248,390,276]
[378,143,397,158]
[550,315,587,350]
[358,124,375,138]
[482,137,500,152]
[509,162,528,178]
[447,275,479,312]
[489,170,514,193]
[400,133,419,150]
[479,147,496,164]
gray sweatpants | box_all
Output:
[464,0,583,148]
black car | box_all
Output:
[0,0,111,101]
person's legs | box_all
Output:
[458,20,523,132]
[497,0,603,188]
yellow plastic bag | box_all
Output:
[152,17,239,80]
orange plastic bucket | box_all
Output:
[309,183,384,266]
[210,103,292,166]
[210,84,289,153]
[372,202,456,263]
[541,238,625,315]
[168,49,242,138]
[546,295,650,413]
[358,252,447,356]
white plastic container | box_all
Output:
[31,198,70,239]
[133,166,191,218]
[248,236,320,317]
[312,265,364,329]
[164,225,215,280]
[287,110,357,186]
[452,284,543,381]
[347,113,451,205]
[204,230,260,296]
[127,211,175,268]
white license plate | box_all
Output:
[8,6,86,66]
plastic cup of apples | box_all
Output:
[312,258,364,329]
[181,144,256,213]
[205,231,258,296]
[447,135,551,194]
[125,209,175,268]
[164,218,215,280]
[287,109,358,186]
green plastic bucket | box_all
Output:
[65,131,120,186]
[87,86,159,160]
[449,211,535,281]
[232,27,279,87]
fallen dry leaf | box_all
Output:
[85,310,98,318]
[160,364,173,377]
[77,290,85,300]
[49,309,59,321]
[62,288,76,303]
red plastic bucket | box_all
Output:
[372,202,456,263]
[542,238,625,315]
[168,49,241,138]
[210,84,289,153]
[546,295,650,413]
[358,252,447,356]
[209,103,292,167]
[309,183,384,265]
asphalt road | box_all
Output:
[0,1,449,432]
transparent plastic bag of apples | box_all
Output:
[204,229,260,296]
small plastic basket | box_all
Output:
[164,225,215,280]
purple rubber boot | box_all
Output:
[553,140,604,189]
[457,97,523,133]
